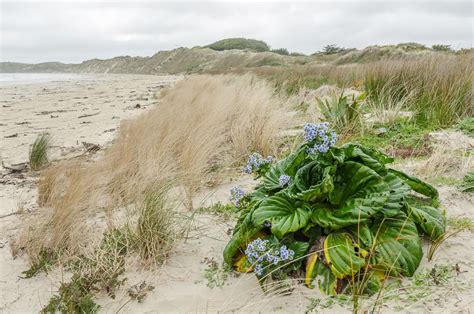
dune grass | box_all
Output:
[29,133,51,170]
[247,54,472,128]
[133,185,180,265]
[20,74,290,262]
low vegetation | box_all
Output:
[224,123,444,299]
[29,133,51,170]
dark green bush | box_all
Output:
[206,38,270,52]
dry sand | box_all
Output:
[0,75,473,313]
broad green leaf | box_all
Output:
[224,206,261,265]
[252,192,312,238]
[292,162,335,202]
[313,259,338,295]
[329,161,384,206]
[371,214,423,276]
[406,205,445,240]
[323,233,367,279]
[305,252,319,288]
[381,172,411,216]
[262,146,307,192]
[389,168,439,200]
[342,143,393,174]
[361,269,385,295]
[346,223,375,250]
[285,240,310,271]
[311,196,383,230]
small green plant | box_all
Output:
[197,202,240,220]
[203,258,231,288]
[316,92,366,138]
[29,133,51,170]
[224,123,444,300]
[447,216,474,231]
[42,229,130,313]
[22,248,58,278]
[456,117,474,136]
[459,172,474,192]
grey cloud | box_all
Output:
[0,0,472,63]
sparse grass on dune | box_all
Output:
[20,74,290,262]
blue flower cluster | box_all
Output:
[245,238,295,277]
[243,153,273,174]
[278,174,291,187]
[303,122,338,154]
[229,186,245,206]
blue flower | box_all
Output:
[230,186,245,206]
[304,122,337,155]
[243,153,273,174]
[278,174,291,187]
[254,264,263,276]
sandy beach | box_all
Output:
[0,74,473,313]
[0,74,182,312]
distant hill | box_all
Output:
[0,41,461,75]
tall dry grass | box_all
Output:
[236,53,473,127]
[21,74,290,260]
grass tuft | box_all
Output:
[133,185,180,265]
[29,133,51,171]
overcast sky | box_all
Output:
[1,0,472,63]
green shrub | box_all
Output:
[206,38,270,52]
[320,44,346,55]
[432,44,452,52]
[272,48,289,56]
[223,123,444,297]
[29,133,51,170]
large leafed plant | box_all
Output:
[224,123,445,295]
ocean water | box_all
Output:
[0,73,87,86]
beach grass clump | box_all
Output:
[133,185,180,265]
[29,133,51,170]
[223,123,444,300]
[363,55,472,126]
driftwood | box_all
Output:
[82,142,101,153]
[78,111,101,118]
[1,162,28,173]
[0,210,22,219]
